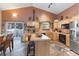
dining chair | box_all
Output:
[4,34,12,53]
[9,34,14,49]
[0,36,6,56]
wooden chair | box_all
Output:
[5,35,11,52]
[0,34,13,56]
[0,36,6,56]
[8,34,14,49]
[4,34,12,53]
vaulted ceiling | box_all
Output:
[0,3,75,14]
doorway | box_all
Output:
[5,22,24,40]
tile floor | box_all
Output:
[0,37,78,56]
[50,41,78,56]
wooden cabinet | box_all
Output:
[22,33,28,42]
[35,40,50,56]
[46,31,59,41]
[46,32,53,40]
[66,34,70,47]
[53,20,59,29]
[52,32,59,41]
[58,33,70,47]
[35,21,39,32]
[26,26,35,33]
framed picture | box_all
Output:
[40,21,51,30]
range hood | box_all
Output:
[32,9,35,21]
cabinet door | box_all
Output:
[54,22,58,29]
[53,32,59,41]
[66,34,70,47]
[46,32,53,40]
[35,40,50,56]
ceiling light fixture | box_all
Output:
[12,13,17,17]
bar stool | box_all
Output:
[27,41,35,56]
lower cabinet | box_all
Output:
[66,34,70,47]
[46,31,59,41]
[52,32,59,41]
[35,40,50,56]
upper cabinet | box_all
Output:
[53,20,59,29]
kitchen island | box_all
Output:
[23,33,51,56]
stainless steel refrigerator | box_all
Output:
[70,20,79,54]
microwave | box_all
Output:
[61,24,69,29]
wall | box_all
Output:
[0,11,2,34]
[2,7,33,23]
[57,3,79,20]
[2,6,56,33]
[2,6,56,22]
[55,3,79,34]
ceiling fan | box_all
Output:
[48,3,53,8]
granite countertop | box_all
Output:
[30,34,50,41]
[40,34,50,40]
[52,31,69,35]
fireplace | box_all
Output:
[59,34,66,44]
